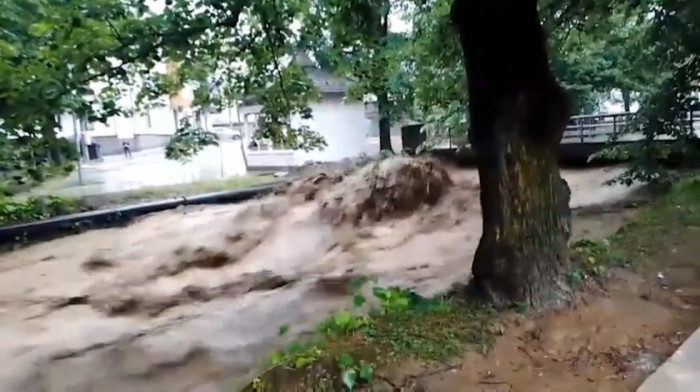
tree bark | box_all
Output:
[622,88,631,112]
[451,0,573,307]
[377,7,393,153]
[41,115,61,165]
[377,92,394,152]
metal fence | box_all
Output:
[561,110,700,144]
[434,110,700,148]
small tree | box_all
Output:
[317,0,414,153]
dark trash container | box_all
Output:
[401,124,426,154]
[87,143,102,160]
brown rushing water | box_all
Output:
[0,166,641,392]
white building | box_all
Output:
[238,53,375,170]
[56,63,199,157]
[54,54,397,163]
[56,96,190,158]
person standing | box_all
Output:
[122,141,132,158]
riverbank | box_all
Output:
[0,175,275,227]
[247,175,700,392]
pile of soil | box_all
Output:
[318,156,453,225]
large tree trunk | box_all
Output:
[377,92,393,152]
[451,0,573,307]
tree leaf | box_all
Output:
[341,368,357,391]
[338,352,354,368]
[28,22,52,37]
[358,360,374,382]
[333,311,353,327]
[294,356,313,369]
[353,294,366,307]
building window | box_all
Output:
[144,112,152,128]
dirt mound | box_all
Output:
[289,154,375,178]
[318,156,453,225]
[284,172,345,202]
[72,157,455,318]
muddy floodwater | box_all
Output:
[0,165,641,392]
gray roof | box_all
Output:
[240,53,351,107]
[294,52,350,94]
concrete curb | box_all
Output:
[0,181,286,245]
[637,328,700,392]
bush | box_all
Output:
[0,136,78,195]
[0,196,85,225]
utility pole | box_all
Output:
[72,115,83,185]
[205,112,225,178]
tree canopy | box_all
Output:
[0,0,698,188]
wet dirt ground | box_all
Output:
[378,198,700,392]
[379,265,700,392]
[0,165,647,392]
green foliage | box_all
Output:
[371,286,410,313]
[418,102,468,148]
[0,195,84,225]
[408,0,467,136]
[589,0,699,184]
[0,134,78,193]
[545,5,656,114]
[364,296,495,362]
[262,283,495,390]
[1,0,695,187]
[164,117,219,162]
[337,353,374,391]
[403,0,658,139]
[609,175,700,261]
[1,0,145,187]
[268,340,324,370]
[352,294,366,307]
[252,64,326,151]
[570,238,624,281]
[570,175,700,284]
[312,0,414,144]
[318,310,368,335]
[2,0,328,174]
[0,0,135,135]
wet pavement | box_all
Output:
[30,137,404,198]
[31,141,248,198]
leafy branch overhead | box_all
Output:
[164,117,218,162]
[1,0,698,186]
[1,0,328,177]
